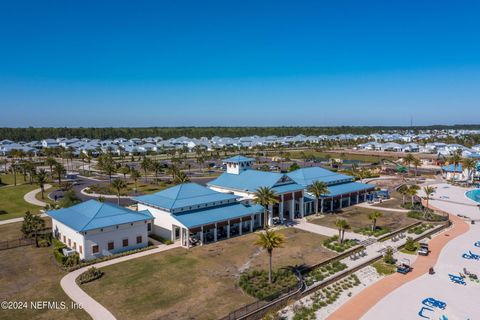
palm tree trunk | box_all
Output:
[315,198,319,215]
[320,198,324,214]
[268,250,273,284]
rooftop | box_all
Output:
[223,155,254,163]
[133,183,239,211]
[47,200,153,232]
[287,166,354,187]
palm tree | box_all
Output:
[130,169,141,194]
[397,185,409,205]
[21,211,45,247]
[307,180,329,214]
[412,158,421,179]
[403,154,415,172]
[254,230,285,284]
[35,169,48,199]
[140,157,152,182]
[253,187,279,228]
[422,186,436,213]
[334,219,350,244]
[118,166,130,181]
[448,153,462,181]
[167,164,179,180]
[152,161,163,184]
[53,163,66,184]
[111,179,127,205]
[407,184,420,206]
[462,158,477,183]
[368,211,383,232]
[174,171,190,184]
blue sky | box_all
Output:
[1,0,480,127]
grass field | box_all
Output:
[0,173,27,186]
[82,228,336,320]
[309,206,418,233]
[289,150,385,163]
[0,219,52,241]
[0,246,89,320]
[0,184,43,220]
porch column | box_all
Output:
[239,218,243,235]
[214,223,218,242]
[330,198,334,212]
[279,194,284,223]
[186,229,190,249]
[227,220,230,239]
[299,193,304,218]
[200,225,204,245]
[356,192,359,204]
[290,192,295,220]
[364,193,367,201]
[250,215,254,232]
[348,194,351,207]
[268,205,273,226]
[339,197,343,209]
[180,227,184,247]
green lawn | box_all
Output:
[0,184,43,220]
[0,173,27,186]
[0,246,89,320]
[309,206,418,234]
[0,218,52,241]
[82,228,336,320]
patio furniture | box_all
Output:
[462,251,480,260]
[448,274,466,285]
[474,241,480,248]
[422,297,447,310]
[429,267,435,275]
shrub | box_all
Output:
[383,248,395,265]
[76,267,104,284]
[38,238,50,247]
[239,269,298,300]
[404,237,417,252]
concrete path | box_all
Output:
[60,243,181,320]
[355,201,409,213]
[0,214,48,225]
[293,218,369,241]
[23,184,52,207]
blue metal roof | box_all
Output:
[133,183,239,211]
[321,182,374,198]
[47,200,153,232]
[208,170,303,193]
[172,203,263,229]
[287,167,354,187]
[272,183,304,194]
[223,155,254,163]
[442,164,463,172]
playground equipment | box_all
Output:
[382,158,408,174]
[396,258,412,274]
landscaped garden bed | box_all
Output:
[323,235,358,252]
[304,260,348,286]
[407,210,447,222]
[407,223,434,235]
[355,226,390,237]
[76,267,104,284]
[239,269,299,300]
[292,274,361,320]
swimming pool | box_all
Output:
[466,189,480,203]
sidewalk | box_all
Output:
[60,243,181,320]
[23,184,52,207]
[293,218,369,241]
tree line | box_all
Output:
[2,125,480,141]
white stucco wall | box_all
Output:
[138,204,184,241]
[52,219,151,260]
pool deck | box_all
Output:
[328,183,480,320]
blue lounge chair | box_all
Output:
[418,306,434,319]
[448,274,466,285]
[462,251,480,260]
[474,241,480,248]
[422,297,447,310]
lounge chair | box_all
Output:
[422,297,447,310]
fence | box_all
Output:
[0,238,35,250]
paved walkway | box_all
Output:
[293,218,369,241]
[327,185,471,320]
[23,184,52,207]
[61,243,181,320]
[355,201,409,212]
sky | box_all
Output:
[1,0,480,127]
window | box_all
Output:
[79,245,83,254]
[63,235,66,243]
[108,241,114,250]
[73,242,76,250]
[92,245,99,254]
[68,238,71,247]
[122,238,129,247]
[57,232,61,240]
[136,236,142,244]
[147,223,152,232]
